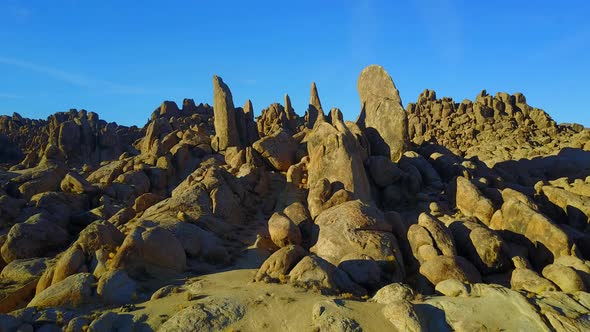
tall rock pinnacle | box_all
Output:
[305,82,325,128]
[212,75,240,151]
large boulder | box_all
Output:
[288,255,361,295]
[407,224,437,264]
[97,270,137,304]
[60,172,96,194]
[236,99,259,145]
[111,226,186,273]
[419,255,482,286]
[382,300,423,332]
[159,297,245,332]
[510,268,558,294]
[417,213,456,257]
[541,185,590,227]
[491,198,572,265]
[0,258,49,313]
[267,212,302,248]
[356,65,408,161]
[252,129,298,172]
[310,200,404,288]
[1,214,69,263]
[16,166,68,200]
[542,264,586,293]
[371,283,415,304]
[255,245,306,282]
[421,284,552,331]
[449,220,510,275]
[455,176,495,224]
[28,273,94,308]
[367,155,402,188]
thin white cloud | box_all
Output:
[0,93,20,99]
[0,56,147,95]
[534,26,590,61]
[412,0,464,64]
[0,1,31,20]
[349,0,379,62]
[241,79,257,85]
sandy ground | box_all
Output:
[107,268,391,331]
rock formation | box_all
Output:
[212,75,240,151]
[0,67,589,331]
[305,82,325,128]
[357,64,409,161]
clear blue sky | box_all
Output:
[1,0,589,127]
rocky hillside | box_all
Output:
[0,65,589,331]
[407,89,589,166]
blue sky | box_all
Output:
[1,0,589,126]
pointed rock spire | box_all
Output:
[284,94,296,122]
[236,99,259,146]
[283,94,298,133]
[306,82,326,129]
[309,82,323,113]
[244,99,254,121]
[212,75,240,151]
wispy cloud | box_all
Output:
[0,1,31,20]
[0,93,20,99]
[412,0,464,64]
[349,0,379,62]
[241,79,257,85]
[0,56,147,95]
[533,26,590,61]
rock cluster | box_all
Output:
[0,65,589,330]
[407,89,590,166]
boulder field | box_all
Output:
[0,65,589,331]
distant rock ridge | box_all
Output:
[407,88,589,166]
[0,109,142,167]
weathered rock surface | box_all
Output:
[1,214,69,263]
[455,176,495,224]
[0,65,588,331]
[253,129,298,172]
[306,109,372,218]
[28,273,94,308]
[357,65,408,161]
[158,297,245,332]
[255,245,306,282]
[310,200,404,289]
[212,75,240,151]
[419,255,482,286]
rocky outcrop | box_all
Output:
[490,198,573,265]
[253,129,298,172]
[212,75,240,151]
[257,101,297,137]
[407,89,588,166]
[357,65,408,161]
[28,273,94,308]
[306,109,372,217]
[455,176,495,224]
[0,65,588,330]
[304,82,325,129]
[0,109,141,168]
[236,99,259,146]
[310,200,404,290]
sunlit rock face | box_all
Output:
[0,65,589,331]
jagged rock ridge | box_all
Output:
[0,65,589,331]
